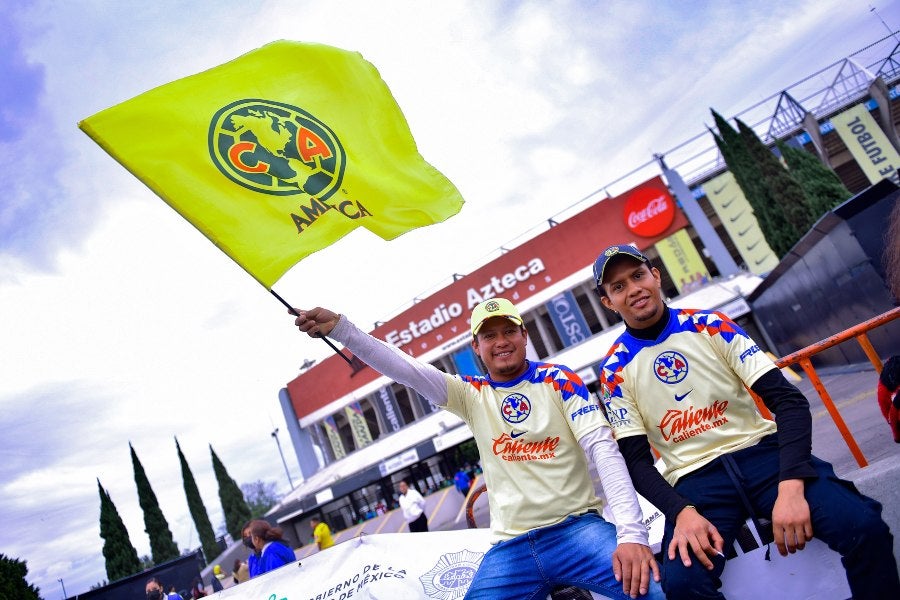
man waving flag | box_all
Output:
[79,40,464,289]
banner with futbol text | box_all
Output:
[831,103,900,187]
[79,41,464,288]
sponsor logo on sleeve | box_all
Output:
[604,402,630,428]
[739,344,761,363]
[570,402,602,421]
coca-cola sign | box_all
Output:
[623,185,675,237]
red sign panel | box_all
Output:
[623,185,675,237]
[287,176,687,419]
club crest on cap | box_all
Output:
[604,247,620,257]
[471,298,523,336]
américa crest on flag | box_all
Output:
[78,40,464,288]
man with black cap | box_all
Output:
[593,243,899,600]
[293,299,663,600]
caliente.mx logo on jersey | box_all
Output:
[654,350,688,384]
[500,393,531,424]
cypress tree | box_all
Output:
[130,442,179,565]
[711,110,794,256]
[711,111,776,234]
[97,479,142,582]
[736,118,816,239]
[175,438,220,563]
[210,445,253,541]
[0,554,41,600]
[776,140,851,219]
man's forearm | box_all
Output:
[580,427,648,546]
[751,369,817,481]
[617,435,692,521]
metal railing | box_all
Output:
[769,306,900,468]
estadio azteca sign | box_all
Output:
[289,176,686,417]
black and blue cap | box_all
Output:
[593,244,651,290]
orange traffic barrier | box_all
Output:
[466,483,488,529]
[771,306,900,468]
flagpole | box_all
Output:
[270,289,354,366]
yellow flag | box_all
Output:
[79,41,464,288]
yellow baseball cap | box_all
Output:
[470,298,523,336]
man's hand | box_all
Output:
[667,506,724,570]
[771,479,813,556]
[292,307,341,338]
[612,543,660,598]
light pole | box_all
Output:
[58,578,67,599]
[271,427,295,489]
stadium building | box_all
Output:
[267,33,900,547]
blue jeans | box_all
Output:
[661,435,899,600]
[465,512,665,600]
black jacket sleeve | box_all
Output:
[617,434,693,522]
[750,368,818,481]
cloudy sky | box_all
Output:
[1,0,897,597]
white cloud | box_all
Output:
[0,0,889,595]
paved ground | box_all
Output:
[801,364,899,476]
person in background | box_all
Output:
[145,577,183,600]
[293,299,662,599]
[231,558,250,585]
[245,519,296,576]
[397,480,429,532]
[593,243,899,599]
[240,523,260,578]
[189,577,206,599]
[210,565,225,592]
[310,516,335,551]
[877,355,900,443]
[453,466,471,497]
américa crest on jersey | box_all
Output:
[208,99,370,233]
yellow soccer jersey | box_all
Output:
[443,360,607,541]
[599,308,777,486]
[313,522,334,549]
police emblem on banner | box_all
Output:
[419,549,484,599]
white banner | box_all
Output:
[210,517,848,600]
[214,529,493,600]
